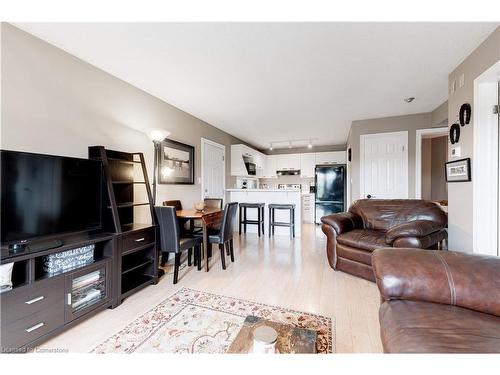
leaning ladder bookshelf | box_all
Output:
[88,146,155,232]
[88,146,158,305]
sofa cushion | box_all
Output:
[337,229,388,251]
[379,300,500,353]
[337,243,373,265]
[349,199,448,232]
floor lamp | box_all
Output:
[146,128,170,205]
[145,128,170,276]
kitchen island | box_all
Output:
[226,189,302,237]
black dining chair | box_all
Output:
[163,199,194,234]
[204,198,223,209]
[192,198,224,234]
[154,206,204,284]
[208,202,238,270]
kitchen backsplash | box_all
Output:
[260,176,314,191]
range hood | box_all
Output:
[277,170,301,176]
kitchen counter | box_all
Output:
[226,189,302,237]
[226,188,300,192]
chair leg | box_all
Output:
[160,252,167,267]
[173,253,181,284]
[268,207,272,237]
[188,248,192,266]
[239,206,242,235]
[226,241,230,256]
[292,208,295,238]
[219,243,226,270]
[229,239,235,262]
[244,207,247,233]
[261,207,265,236]
[197,245,202,271]
[257,207,261,237]
[209,243,213,258]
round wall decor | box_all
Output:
[450,123,460,144]
[459,103,471,126]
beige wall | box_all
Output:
[447,26,500,253]
[430,136,447,201]
[421,138,432,200]
[264,144,346,155]
[1,23,246,218]
[347,111,447,201]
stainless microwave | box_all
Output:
[244,162,256,175]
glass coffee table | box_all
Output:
[227,315,317,354]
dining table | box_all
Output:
[175,207,224,272]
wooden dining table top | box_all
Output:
[175,207,222,219]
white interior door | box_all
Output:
[201,138,225,200]
[360,131,408,199]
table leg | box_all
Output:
[203,222,209,272]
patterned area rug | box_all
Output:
[92,287,334,353]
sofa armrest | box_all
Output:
[372,248,500,317]
[320,212,362,235]
[385,220,444,243]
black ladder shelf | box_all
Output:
[88,146,158,305]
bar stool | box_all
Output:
[268,204,296,238]
[239,203,265,237]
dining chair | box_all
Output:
[154,206,204,284]
[163,199,193,233]
[204,198,223,209]
[208,202,238,270]
[191,198,224,234]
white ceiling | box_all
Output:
[15,22,498,149]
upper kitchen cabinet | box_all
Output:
[276,153,301,170]
[315,151,346,165]
[230,144,266,177]
[262,154,277,178]
[300,153,316,178]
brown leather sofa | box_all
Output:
[321,199,447,282]
[373,248,500,353]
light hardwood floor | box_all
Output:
[40,224,383,353]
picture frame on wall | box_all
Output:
[157,139,195,184]
[445,158,471,182]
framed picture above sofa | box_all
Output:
[445,158,471,182]
[157,139,195,184]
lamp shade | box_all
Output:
[145,128,170,142]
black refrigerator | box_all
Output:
[315,165,346,224]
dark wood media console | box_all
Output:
[0,232,116,352]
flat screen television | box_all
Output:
[1,150,103,244]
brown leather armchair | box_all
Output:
[373,248,500,353]
[321,199,447,281]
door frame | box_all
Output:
[415,127,448,199]
[360,130,409,199]
[200,138,226,201]
[472,60,500,256]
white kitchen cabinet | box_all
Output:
[300,153,316,178]
[315,151,346,165]
[276,153,301,170]
[301,193,315,223]
[231,144,267,177]
[231,145,247,176]
[263,155,277,178]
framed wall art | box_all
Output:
[445,158,471,182]
[157,139,195,184]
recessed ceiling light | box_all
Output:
[308,140,313,149]
[288,141,293,149]
[269,143,273,151]
[404,97,415,103]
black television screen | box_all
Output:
[1,150,102,243]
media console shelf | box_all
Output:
[89,147,158,306]
[0,232,115,352]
